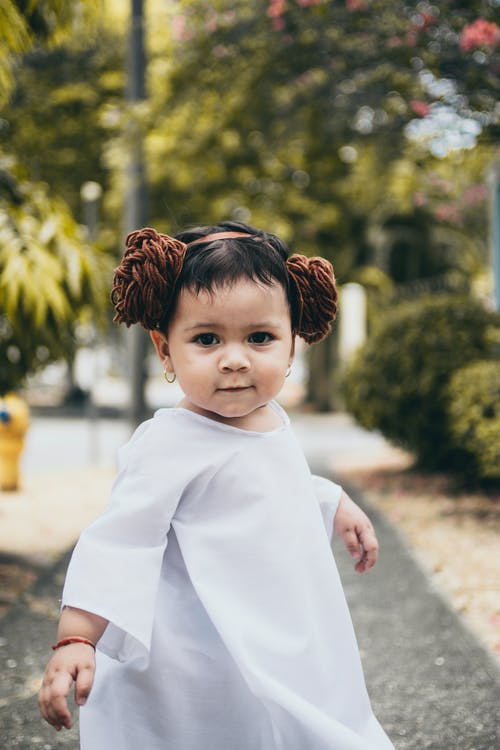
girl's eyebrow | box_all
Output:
[183,320,282,331]
[183,322,218,331]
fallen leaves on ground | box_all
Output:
[340,467,500,661]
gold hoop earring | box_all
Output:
[285,365,292,378]
[164,370,176,384]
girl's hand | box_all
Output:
[334,491,379,573]
[38,642,95,731]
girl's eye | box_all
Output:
[195,333,219,346]
[248,332,273,344]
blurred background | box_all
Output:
[0,0,499,734]
[1,0,499,424]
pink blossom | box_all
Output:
[410,100,431,117]
[410,11,437,31]
[346,0,367,10]
[404,30,418,47]
[462,183,488,206]
[413,192,428,207]
[435,204,463,226]
[267,0,286,18]
[171,15,194,42]
[387,36,403,48]
[205,13,218,33]
[428,174,452,193]
[420,12,437,30]
[460,19,500,52]
[212,45,230,58]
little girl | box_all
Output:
[38,221,395,749]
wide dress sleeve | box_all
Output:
[61,416,203,662]
[312,474,343,539]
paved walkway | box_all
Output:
[0,413,499,749]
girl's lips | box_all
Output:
[218,386,251,392]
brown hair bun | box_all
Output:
[286,254,338,344]
[111,228,187,330]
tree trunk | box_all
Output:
[305,330,339,412]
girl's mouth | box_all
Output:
[218,386,251,392]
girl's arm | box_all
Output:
[38,606,108,732]
[334,491,379,573]
[312,476,379,572]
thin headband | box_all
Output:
[187,231,256,246]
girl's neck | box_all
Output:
[178,399,283,433]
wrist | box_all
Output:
[52,636,96,651]
[58,605,108,645]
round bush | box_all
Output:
[343,294,500,470]
[447,360,500,480]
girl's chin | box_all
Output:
[190,401,270,424]
[180,401,250,421]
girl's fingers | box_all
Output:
[39,671,73,729]
[342,528,363,560]
[339,519,380,573]
[75,664,95,706]
[355,525,379,571]
[38,646,96,731]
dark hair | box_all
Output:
[111,221,338,344]
[174,221,299,327]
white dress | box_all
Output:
[62,402,394,749]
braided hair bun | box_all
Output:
[286,254,338,344]
[111,228,187,330]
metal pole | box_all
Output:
[81,181,103,462]
[125,0,149,426]
[81,181,102,242]
[488,162,500,312]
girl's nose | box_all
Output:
[219,345,250,372]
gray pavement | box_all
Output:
[1,414,499,749]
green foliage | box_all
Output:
[0,165,113,394]
[0,6,121,394]
[126,0,498,284]
[447,360,500,480]
[2,32,123,217]
[2,0,498,405]
[343,295,500,470]
[0,0,99,106]
[144,0,422,261]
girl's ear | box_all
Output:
[150,330,173,371]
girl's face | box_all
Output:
[150,278,295,430]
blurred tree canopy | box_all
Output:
[1,0,498,395]
[133,0,499,283]
[4,0,498,280]
[0,0,99,105]
[2,32,123,217]
[0,0,112,394]
[0,174,110,393]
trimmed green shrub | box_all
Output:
[343,294,500,470]
[447,360,500,480]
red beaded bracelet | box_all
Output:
[52,636,96,651]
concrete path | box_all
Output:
[0,414,499,749]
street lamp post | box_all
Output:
[488,162,500,312]
[81,181,103,243]
[125,0,149,426]
[81,181,103,462]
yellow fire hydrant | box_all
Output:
[0,393,30,491]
